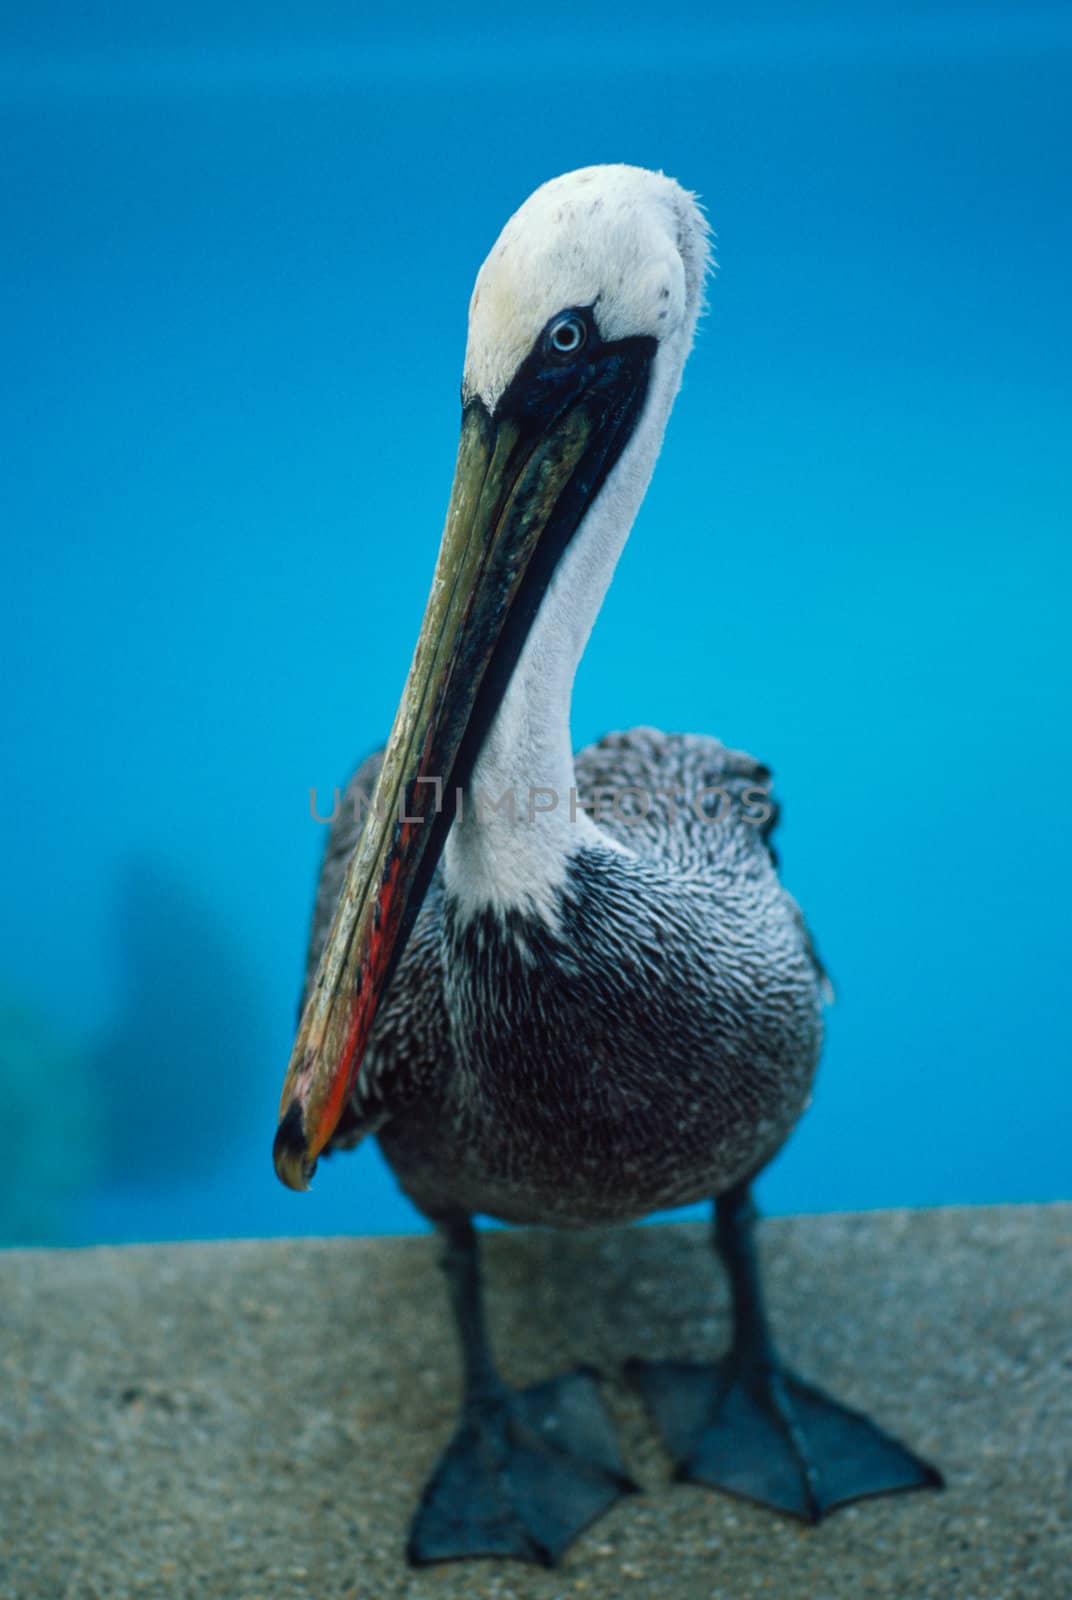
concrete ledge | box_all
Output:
[2,1205,1067,1599]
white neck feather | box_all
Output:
[443,337,692,923]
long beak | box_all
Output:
[273,343,653,1190]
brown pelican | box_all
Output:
[273,164,940,1566]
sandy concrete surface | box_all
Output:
[1,1205,1068,1599]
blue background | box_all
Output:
[2,4,1069,1246]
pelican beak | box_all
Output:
[273,335,655,1190]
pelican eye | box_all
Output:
[546,313,587,358]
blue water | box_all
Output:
[2,5,1069,1247]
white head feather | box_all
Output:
[463,164,711,414]
[445,164,713,923]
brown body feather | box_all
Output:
[305,727,825,1227]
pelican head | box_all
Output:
[464,164,709,413]
[274,164,711,1190]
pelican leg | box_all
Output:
[407,1217,636,1567]
[626,1183,942,1521]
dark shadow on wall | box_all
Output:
[91,857,267,1188]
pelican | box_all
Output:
[273,164,940,1566]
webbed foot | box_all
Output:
[408,1366,637,1566]
[626,1355,942,1521]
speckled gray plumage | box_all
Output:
[305,726,826,1227]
